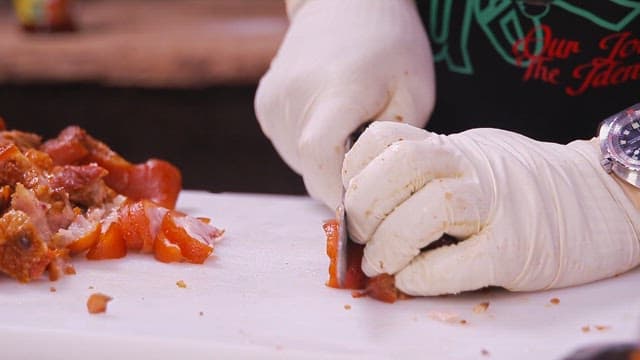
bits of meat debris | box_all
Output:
[581,325,611,332]
[473,302,490,313]
[87,293,112,314]
[428,310,467,325]
[176,280,187,288]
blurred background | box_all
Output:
[0,0,307,195]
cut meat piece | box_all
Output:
[47,249,73,281]
[352,274,410,304]
[52,213,101,254]
[86,206,127,260]
[0,144,43,189]
[160,210,224,264]
[41,126,181,209]
[86,221,126,260]
[37,188,76,235]
[118,199,153,252]
[13,181,76,238]
[324,219,339,288]
[0,185,11,214]
[24,149,54,171]
[119,200,224,263]
[87,293,112,314]
[323,218,408,303]
[0,131,42,153]
[39,126,89,165]
[11,184,52,243]
[118,159,182,210]
[0,145,77,232]
[0,210,53,282]
[118,199,167,252]
[154,230,183,263]
[323,219,367,290]
[49,163,114,207]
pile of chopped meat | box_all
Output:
[0,121,223,282]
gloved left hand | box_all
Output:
[342,121,640,296]
[255,0,434,209]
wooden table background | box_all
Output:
[0,0,288,87]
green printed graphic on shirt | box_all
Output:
[425,0,640,96]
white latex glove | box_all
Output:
[343,122,640,296]
[255,0,435,209]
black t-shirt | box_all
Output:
[417,0,640,143]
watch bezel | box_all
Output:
[599,103,640,188]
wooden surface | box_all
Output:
[0,0,287,87]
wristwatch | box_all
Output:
[599,103,640,188]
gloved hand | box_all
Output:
[343,121,640,296]
[255,0,435,209]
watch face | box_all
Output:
[608,106,640,168]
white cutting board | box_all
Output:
[1,190,639,360]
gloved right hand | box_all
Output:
[343,121,640,296]
[255,0,436,210]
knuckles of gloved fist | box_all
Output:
[255,0,435,209]
[342,122,640,296]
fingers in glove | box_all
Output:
[375,77,434,128]
[299,98,382,209]
[254,71,309,174]
[395,231,500,296]
[361,178,487,277]
[344,138,468,244]
[342,121,431,188]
